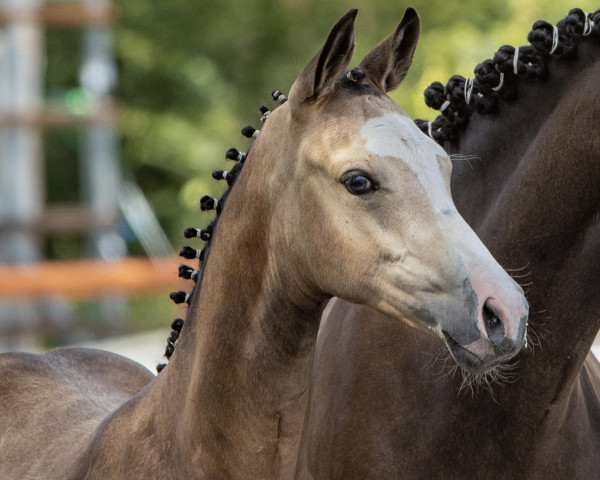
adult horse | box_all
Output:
[300,7,600,480]
[0,9,527,480]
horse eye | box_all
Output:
[343,174,377,195]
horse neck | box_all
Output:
[451,46,600,406]
[150,161,325,478]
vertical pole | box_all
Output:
[79,0,126,330]
[0,0,44,264]
[0,0,44,350]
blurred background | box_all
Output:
[0,0,596,371]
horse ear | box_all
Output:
[288,9,357,112]
[358,8,420,92]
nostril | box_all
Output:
[483,300,505,345]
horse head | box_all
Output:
[228,9,529,374]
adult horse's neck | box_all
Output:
[450,41,600,414]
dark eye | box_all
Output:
[342,173,377,195]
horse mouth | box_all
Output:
[442,331,508,375]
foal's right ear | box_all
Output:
[287,9,357,113]
[358,8,420,92]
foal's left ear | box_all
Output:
[288,9,357,113]
[358,8,420,92]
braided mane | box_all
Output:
[157,91,288,373]
[415,8,600,145]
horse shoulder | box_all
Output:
[0,348,154,480]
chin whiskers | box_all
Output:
[522,313,549,355]
[457,360,519,403]
[422,341,523,401]
[422,344,459,381]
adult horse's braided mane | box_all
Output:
[415,8,600,145]
[158,92,289,373]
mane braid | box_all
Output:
[157,96,286,373]
[415,7,600,145]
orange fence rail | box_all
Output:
[0,3,116,27]
[0,257,185,301]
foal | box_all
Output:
[0,8,526,480]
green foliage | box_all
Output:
[113,0,598,244]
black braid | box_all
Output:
[528,21,576,58]
[241,125,260,139]
[184,225,212,241]
[347,67,367,83]
[211,162,243,188]
[179,246,204,261]
[592,9,600,31]
[179,264,199,282]
[562,8,594,38]
[169,290,191,305]
[423,81,446,110]
[225,148,247,162]
[171,318,184,331]
[437,116,460,143]
[495,46,545,81]
[162,319,185,362]
[473,59,509,104]
[445,75,473,126]
[417,7,596,146]
[415,116,459,144]
[473,59,500,89]
[471,83,498,115]
[156,91,287,373]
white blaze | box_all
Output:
[360,112,453,213]
[360,113,525,342]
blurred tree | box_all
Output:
[47,0,598,252]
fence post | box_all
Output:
[0,0,44,350]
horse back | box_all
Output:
[0,347,154,479]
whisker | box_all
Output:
[456,357,520,403]
[509,271,532,279]
[503,261,531,272]
[449,154,480,170]
[422,344,452,379]
[450,154,480,161]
